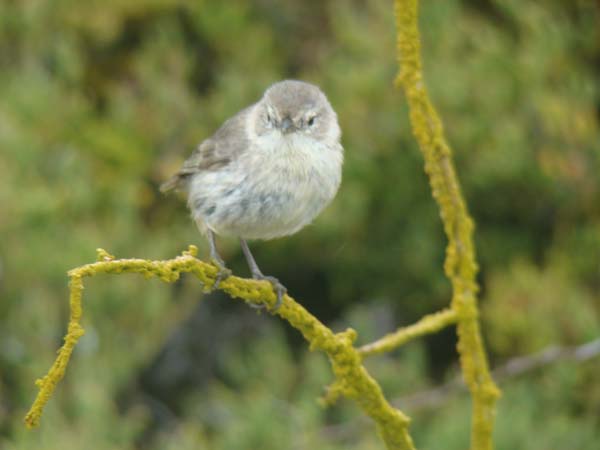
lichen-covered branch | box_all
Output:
[358,308,458,358]
[24,246,415,450]
[394,1,501,449]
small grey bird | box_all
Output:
[161,80,343,310]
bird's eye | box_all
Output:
[307,116,316,127]
[266,113,272,123]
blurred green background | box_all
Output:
[1,0,599,449]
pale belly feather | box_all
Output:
[187,135,342,240]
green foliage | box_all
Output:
[483,258,599,357]
[1,0,599,448]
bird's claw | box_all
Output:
[251,274,286,312]
[210,258,232,290]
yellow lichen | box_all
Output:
[358,308,458,358]
[393,1,500,449]
[24,246,415,449]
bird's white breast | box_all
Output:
[188,132,342,240]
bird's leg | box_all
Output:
[240,238,286,311]
[207,229,231,289]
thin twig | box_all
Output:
[396,337,600,412]
[358,309,458,357]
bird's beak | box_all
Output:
[280,117,294,134]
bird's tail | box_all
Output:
[160,171,193,193]
[159,175,181,193]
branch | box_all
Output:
[396,337,600,412]
[358,308,458,358]
[493,337,600,379]
[394,1,500,448]
[24,246,416,450]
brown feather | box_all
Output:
[160,106,253,194]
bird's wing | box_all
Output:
[160,105,254,193]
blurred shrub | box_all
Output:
[1,0,599,448]
[483,258,600,357]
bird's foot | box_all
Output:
[250,273,287,312]
[210,258,232,290]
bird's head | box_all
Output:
[254,80,340,144]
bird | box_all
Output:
[161,80,343,311]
